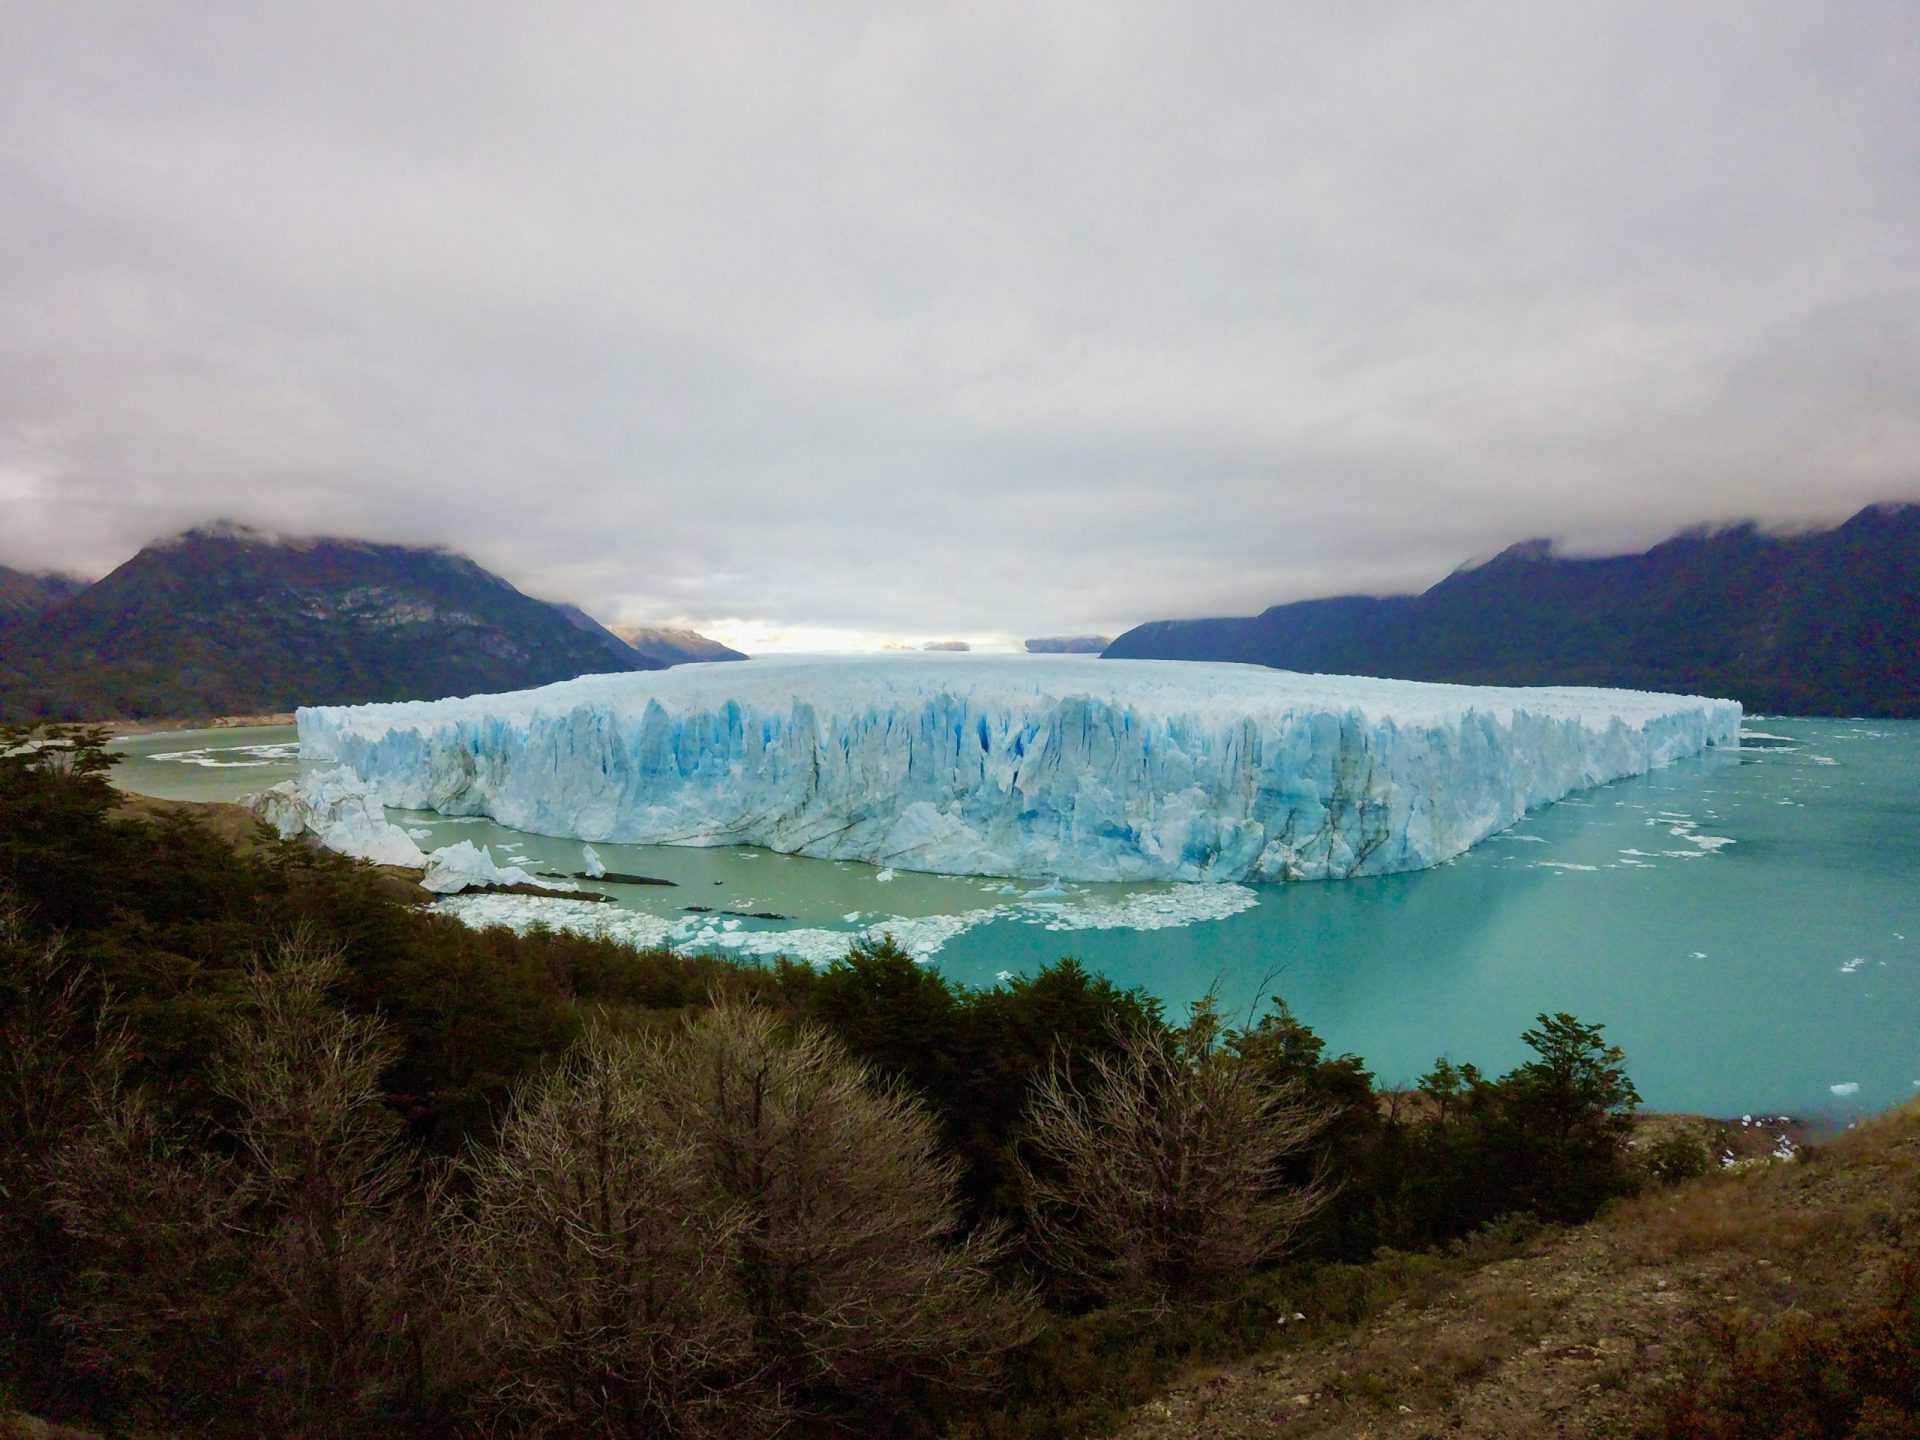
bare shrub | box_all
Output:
[657,1002,1034,1406]
[0,898,131,1393]
[451,1027,764,1438]
[211,932,442,1428]
[47,1078,255,1415]
[1018,995,1332,1306]
[49,932,436,1435]
[453,1003,1034,1436]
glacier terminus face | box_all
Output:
[295,655,1742,884]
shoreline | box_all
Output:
[106,711,297,738]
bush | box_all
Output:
[1019,995,1332,1307]
[1643,1131,1714,1186]
[454,1006,1035,1437]
[1649,1256,1920,1438]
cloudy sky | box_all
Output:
[2,2,1915,651]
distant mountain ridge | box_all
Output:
[0,523,672,722]
[609,623,747,665]
[1105,503,1920,717]
[0,565,89,630]
[1026,635,1112,654]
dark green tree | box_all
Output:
[1494,1011,1641,1221]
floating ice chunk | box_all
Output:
[1809,755,1839,766]
[1536,861,1600,871]
[581,843,607,878]
[1690,951,1707,959]
[408,827,434,840]
[297,656,1741,884]
[420,840,571,895]
[247,767,428,868]
[1024,884,1258,932]
[1839,958,1866,974]
[1830,1082,1861,1096]
[437,894,677,948]
[151,742,301,768]
[874,868,895,883]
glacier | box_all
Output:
[294,655,1742,884]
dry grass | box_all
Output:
[1614,1101,1919,1275]
[0,1414,103,1440]
[1614,1172,1826,1262]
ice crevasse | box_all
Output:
[296,656,1742,884]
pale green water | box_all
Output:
[113,718,1919,1122]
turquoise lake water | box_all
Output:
[113,716,1918,1123]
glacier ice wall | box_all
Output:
[296,656,1742,883]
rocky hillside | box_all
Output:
[1107,502,1920,716]
[608,622,747,664]
[1114,1103,1919,1439]
[0,523,662,722]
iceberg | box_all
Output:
[420,840,556,894]
[296,656,1741,884]
[250,766,429,869]
[249,766,573,894]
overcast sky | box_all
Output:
[2,2,1915,651]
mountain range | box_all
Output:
[0,523,741,723]
[1105,503,1920,717]
[1025,635,1112,654]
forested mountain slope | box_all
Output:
[1107,503,1920,716]
[0,523,661,721]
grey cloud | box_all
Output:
[1,1,1915,640]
